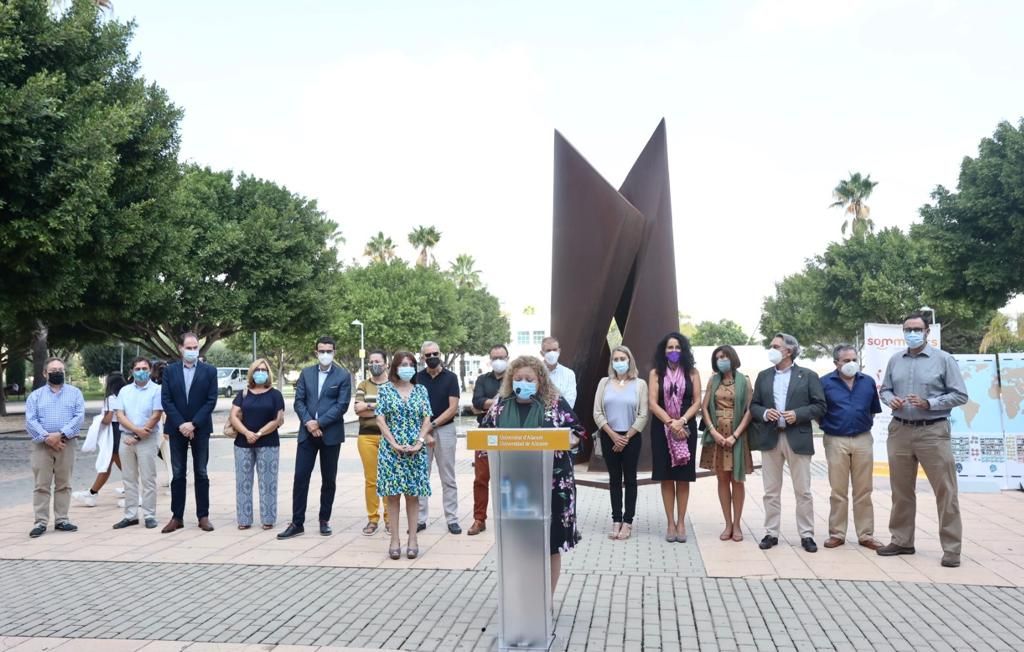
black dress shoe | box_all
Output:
[113,518,139,530]
[320,522,332,536]
[277,523,304,539]
[758,535,778,550]
[447,522,462,535]
[29,524,46,538]
[54,521,78,532]
[416,522,426,532]
[877,543,916,556]
[145,518,158,529]
[801,537,818,553]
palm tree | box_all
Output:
[408,225,442,267]
[448,254,481,289]
[363,231,397,264]
[980,313,1024,353]
[830,172,878,236]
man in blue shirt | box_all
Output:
[820,344,882,550]
[25,357,85,538]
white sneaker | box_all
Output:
[117,498,125,508]
[72,491,96,507]
[115,487,125,495]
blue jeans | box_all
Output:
[169,432,210,520]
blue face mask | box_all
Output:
[513,380,537,400]
[397,366,416,381]
[183,349,199,363]
[133,369,150,383]
[904,331,925,348]
[253,371,269,385]
[612,360,629,375]
[717,359,732,373]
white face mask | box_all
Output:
[840,361,859,377]
[317,352,334,367]
[543,351,560,366]
[491,359,508,374]
[767,348,784,365]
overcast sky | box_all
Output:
[123,0,1024,335]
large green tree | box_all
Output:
[916,119,1024,311]
[0,0,183,388]
[759,228,990,356]
[691,319,753,346]
[80,165,340,359]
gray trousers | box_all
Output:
[234,445,280,527]
[419,422,459,525]
[121,433,160,520]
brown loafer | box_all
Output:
[467,520,486,536]
[858,538,883,551]
[197,517,215,532]
[823,536,845,548]
[161,518,184,534]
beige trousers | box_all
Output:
[761,432,814,538]
[31,441,76,526]
[823,432,874,541]
[886,419,962,555]
[121,432,161,520]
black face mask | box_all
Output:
[425,357,441,369]
[48,371,65,386]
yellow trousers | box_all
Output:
[357,434,388,523]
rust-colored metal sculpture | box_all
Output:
[551,120,679,472]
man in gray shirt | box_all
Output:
[878,311,968,567]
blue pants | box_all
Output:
[234,445,280,527]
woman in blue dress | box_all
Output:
[375,350,434,560]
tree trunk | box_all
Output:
[31,320,48,390]
[277,349,286,392]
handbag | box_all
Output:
[221,388,248,437]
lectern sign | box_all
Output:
[466,428,569,451]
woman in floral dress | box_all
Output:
[376,351,434,560]
[479,355,586,596]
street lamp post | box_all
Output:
[351,319,365,382]
[920,305,936,326]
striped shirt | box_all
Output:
[25,384,86,443]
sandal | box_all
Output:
[237,525,251,530]
[732,529,744,542]
[720,526,733,541]
[388,546,401,560]
[608,522,622,540]
[407,538,419,559]
[616,523,632,540]
[262,524,274,530]
[362,521,379,536]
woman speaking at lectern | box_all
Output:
[479,355,586,595]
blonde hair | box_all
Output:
[607,345,638,380]
[247,358,273,388]
[498,355,560,405]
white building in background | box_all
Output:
[460,304,550,392]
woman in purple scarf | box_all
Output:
[648,332,702,542]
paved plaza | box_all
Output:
[1,416,1023,651]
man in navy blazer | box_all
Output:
[160,332,219,534]
[278,335,351,539]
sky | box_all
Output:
[120,0,1024,336]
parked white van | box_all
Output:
[217,367,249,397]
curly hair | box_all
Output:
[497,355,560,405]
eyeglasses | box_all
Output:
[254,368,269,373]
[424,352,441,358]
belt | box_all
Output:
[892,416,947,427]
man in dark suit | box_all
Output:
[278,336,351,539]
[160,332,219,534]
[749,333,827,553]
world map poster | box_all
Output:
[949,354,1005,488]
[999,353,1024,490]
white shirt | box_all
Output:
[118,381,163,433]
[548,363,578,408]
[105,393,121,423]
[767,365,792,428]
[183,362,196,400]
